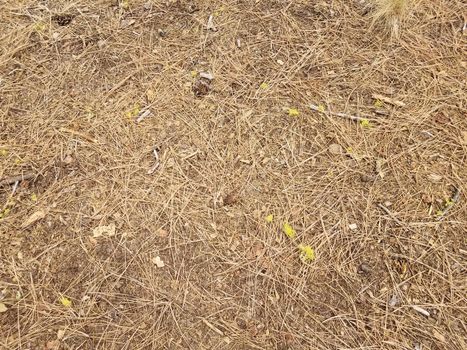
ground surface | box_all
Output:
[0,1,466,349]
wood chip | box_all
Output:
[199,72,214,80]
[92,223,116,238]
[152,256,165,268]
[21,210,46,228]
[206,15,216,31]
[411,305,430,317]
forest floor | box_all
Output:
[0,1,466,349]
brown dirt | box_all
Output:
[1,1,466,349]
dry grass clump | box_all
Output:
[371,0,411,38]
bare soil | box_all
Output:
[1,1,466,349]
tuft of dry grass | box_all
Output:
[371,0,411,38]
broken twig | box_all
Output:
[135,108,153,123]
[378,203,405,226]
[201,318,224,336]
[147,148,160,174]
[310,104,373,122]
[372,94,406,107]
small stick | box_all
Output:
[372,93,406,107]
[201,318,224,336]
[135,108,152,123]
[378,203,405,226]
[0,173,35,187]
[147,149,160,174]
[310,104,373,122]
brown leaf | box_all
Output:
[192,78,211,97]
[21,210,46,228]
[223,191,238,206]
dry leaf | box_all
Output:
[152,256,165,268]
[21,210,46,228]
[432,329,446,342]
[0,302,8,313]
[92,223,116,238]
[223,191,238,206]
[427,174,442,183]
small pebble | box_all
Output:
[388,294,399,307]
[358,262,371,274]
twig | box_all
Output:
[377,203,405,226]
[372,93,406,107]
[309,104,372,122]
[147,148,160,174]
[201,318,224,336]
[135,108,152,123]
[0,173,35,187]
